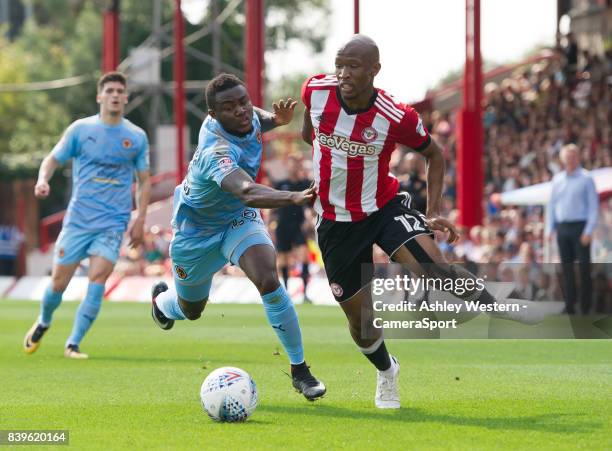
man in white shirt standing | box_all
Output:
[547,144,598,314]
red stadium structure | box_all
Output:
[102,0,120,73]
[245,0,265,181]
[457,0,484,228]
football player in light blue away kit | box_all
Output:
[24,72,151,359]
[151,73,326,401]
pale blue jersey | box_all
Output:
[52,115,149,232]
[171,114,263,237]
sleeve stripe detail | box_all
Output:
[308,75,338,87]
[308,81,338,87]
[374,99,402,123]
[377,93,406,119]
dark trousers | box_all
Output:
[0,258,16,276]
[557,221,592,314]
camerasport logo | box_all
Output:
[330,283,343,298]
[361,126,378,143]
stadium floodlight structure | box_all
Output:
[102,0,249,185]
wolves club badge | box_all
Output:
[361,126,378,143]
[122,139,132,149]
[175,265,187,280]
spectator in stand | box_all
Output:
[0,224,24,276]
[392,44,610,268]
[273,154,313,300]
[547,144,598,314]
[397,152,427,214]
[563,32,579,86]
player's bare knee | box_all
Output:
[89,273,110,285]
[179,298,206,320]
[50,277,69,293]
[50,272,71,292]
[253,272,280,295]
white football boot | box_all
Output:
[489,298,546,325]
[375,356,400,409]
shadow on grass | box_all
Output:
[90,355,270,366]
[259,404,601,434]
[88,355,203,364]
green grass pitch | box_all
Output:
[1,300,611,450]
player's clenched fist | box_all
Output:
[34,180,51,199]
[291,185,316,206]
[425,216,459,244]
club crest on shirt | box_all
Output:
[122,138,132,149]
[256,131,262,144]
[330,283,343,297]
[58,248,65,258]
[361,126,378,143]
[175,265,188,280]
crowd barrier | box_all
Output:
[0,275,337,305]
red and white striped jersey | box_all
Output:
[302,73,431,222]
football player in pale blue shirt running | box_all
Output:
[24,72,151,359]
[151,73,326,401]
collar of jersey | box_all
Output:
[96,114,125,129]
[335,87,379,115]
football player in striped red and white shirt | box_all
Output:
[301,35,523,409]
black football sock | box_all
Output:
[291,361,308,375]
[361,339,392,371]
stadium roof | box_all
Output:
[499,167,612,206]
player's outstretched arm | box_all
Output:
[254,98,297,133]
[34,155,61,199]
[420,138,459,243]
[301,108,313,145]
[221,168,315,209]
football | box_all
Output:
[200,367,258,422]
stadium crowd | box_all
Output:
[114,45,611,311]
[392,46,611,263]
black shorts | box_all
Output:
[276,221,307,252]
[316,193,433,302]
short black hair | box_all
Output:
[98,71,127,92]
[205,73,246,110]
